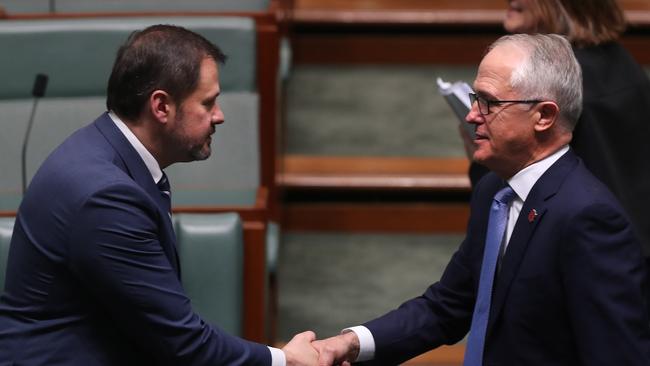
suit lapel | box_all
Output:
[486,150,579,336]
[92,113,181,276]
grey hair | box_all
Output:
[488,34,583,131]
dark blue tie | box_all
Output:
[463,185,517,366]
[157,172,172,218]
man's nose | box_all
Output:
[212,105,225,125]
[466,103,483,125]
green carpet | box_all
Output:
[277,232,464,340]
[284,65,477,158]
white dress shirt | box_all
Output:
[108,111,163,185]
[349,145,570,362]
[108,111,286,366]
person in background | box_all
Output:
[314,33,650,366]
[0,24,318,366]
[465,0,650,308]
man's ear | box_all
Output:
[149,90,174,124]
[533,101,560,132]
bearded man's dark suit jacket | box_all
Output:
[0,113,270,365]
[362,149,650,365]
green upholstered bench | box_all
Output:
[0,16,256,97]
[0,0,270,13]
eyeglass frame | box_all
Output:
[469,92,543,116]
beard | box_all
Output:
[189,139,211,161]
[171,109,213,162]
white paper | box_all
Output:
[436,77,475,140]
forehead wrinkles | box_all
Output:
[475,45,525,97]
[474,65,515,98]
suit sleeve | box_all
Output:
[361,244,476,366]
[67,182,270,366]
[561,201,650,365]
[357,175,499,366]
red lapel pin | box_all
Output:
[528,209,538,223]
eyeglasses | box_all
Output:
[469,93,543,116]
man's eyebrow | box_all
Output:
[204,91,220,102]
[475,90,496,100]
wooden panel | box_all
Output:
[295,0,503,11]
[242,220,268,343]
[283,202,470,233]
[292,0,650,26]
[279,156,471,191]
[289,0,650,65]
[283,155,470,174]
[291,31,501,65]
[621,35,650,64]
[295,0,650,12]
[293,9,504,26]
[292,30,650,65]
[255,15,282,220]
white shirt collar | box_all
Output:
[507,145,570,202]
[108,111,163,184]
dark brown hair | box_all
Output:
[528,0,626,47]
[106,24,227,121]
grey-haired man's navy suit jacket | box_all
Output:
[362,149,650,365]
[0,113,270,365]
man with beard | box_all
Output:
[0,24,317,366]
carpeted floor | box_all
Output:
[277,232,464,340]
[283,65,477,158]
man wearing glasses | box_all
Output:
[312,34,650,366]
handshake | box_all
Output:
[282,330,360,366]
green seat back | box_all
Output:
[0,0,270,13]
[174,213,244,336]
[0,17,256,98]
[0,17,259,210]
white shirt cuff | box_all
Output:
[343,326,375,362]
[268,346,286,366]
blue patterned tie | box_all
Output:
[463,185,517,366]
[157,172,172,218]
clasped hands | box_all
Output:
[282,330,360,366]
